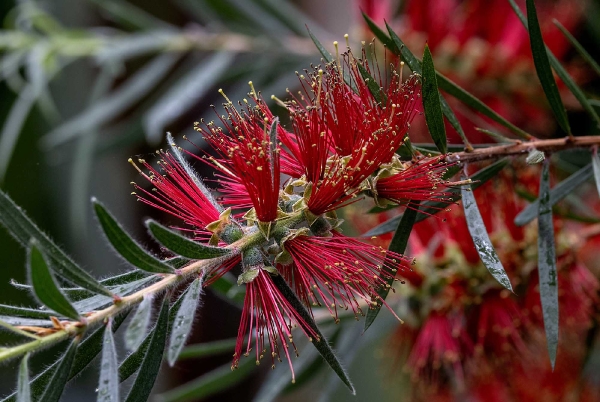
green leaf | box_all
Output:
[93,199,175,274]
[2,313,128,402]
[74,276,158,313]
[124,295,169,402]
[167,277,204,366]
[97,319,119,402]
[125,295,153,351]
[526,0,570,134]
[39,338,79,402]
[435,74,532,140]
[421,45,447,154]
[364,158,509,236]
[363,14,399,53]
[158,359,255,402]
[0,189,111,296]
[553,19,600,78]
[177,338,237,361]
[364,201,420,332]
[166,133,222,213]
[514,163,593,226]
[306,28,356,92]
[16,354,30,402]
[461,182,513,291]
[119,278,195,383]
[271,275,355,394]
[537,159,559,369]
[27,241,80,321]
[592,150,600,198]
[356,62,386,105]
[508,0,600,127]
[0,304,52,320]
[146,220,230,260]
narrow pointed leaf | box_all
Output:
[27,241,80,321]
[514,163,593,226]
[125,295,169,402]
[356,63,386,105]
[553,20,600,77]
[97,319,119,402]
[0,305,50,319]
[159,359,255,402]
[39,338,79,402]
[16,355,30,402]
[363,14,399,53]
[93,199,175,274]
[2,313,128,402]
[125,295,153,351]
[365,201,420,331]
[167,133,222,212]
[592,150,600,198]
[146,220,230,260]
[365,158,509,236]
[422,45,447,153]
[526,0,570,134]
[462,182,513,291]
[177,338,237,361]
[0,189,111,296]
[119,288,188,383]
[306,28,356,92]
[508,0,600,127]
[271,275,355,394]
[537,160,559,369]
[168,277,204,366]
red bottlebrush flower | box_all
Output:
[288,56,421,215]
[233,269,318,382]
[279,230,411,320]
[469,290,528,357]
[194,93,280,223]
[406,311,472,388]
[129,148,221,239]
[374,156,454,206]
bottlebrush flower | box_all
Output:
[233,267,318,382]
[193,91,280,224]
[406,311,472,388]
[373,155,454,207]
[278,229,412,321]
[129,144,222,239]
[360,0,586,140]
[287,53,422,215]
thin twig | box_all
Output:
[447,136,600,164]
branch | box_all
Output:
[446,136,600,164]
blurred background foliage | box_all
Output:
[1,0,600,401]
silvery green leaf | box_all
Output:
[16,354,30,402]
[97,319,119,402]
[125,295,153,351]
[462,183,513,291]
[167,277,204,366]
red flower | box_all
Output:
[406,310,472,388]
[374,155,454,206]
[288,56,421,215]
[233,269,318,382]
[279,230,411,320]
[129,148,221,239]
[194,94,280,223]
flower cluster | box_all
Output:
[351,168,600,400]
[129,48,454,380]
[359,0,587,140]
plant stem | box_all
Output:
[447,135,600,164]
[0,211,307,363]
